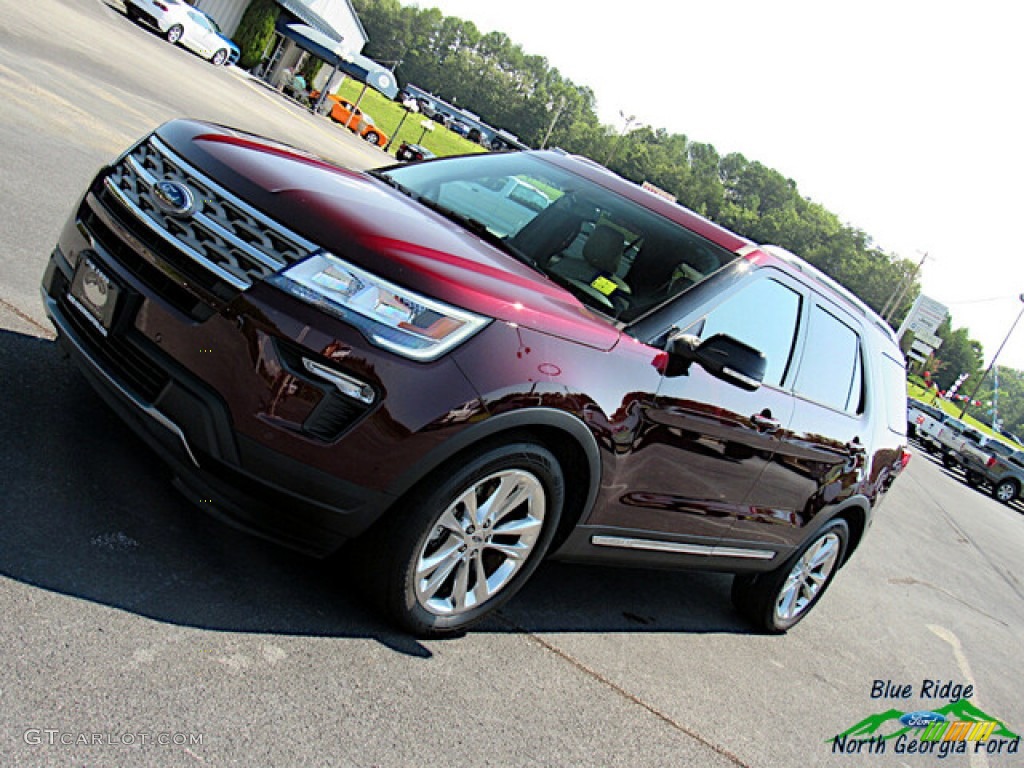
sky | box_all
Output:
[418,0,1024,371]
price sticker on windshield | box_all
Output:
[590,276,618,296]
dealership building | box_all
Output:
[188,0,396,98]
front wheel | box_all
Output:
[732,518,849,633]
[166,24,183,44]
[211,49,228,66]
[364,131,381,145]
[992,478,1018,504]
[366,443,564,637]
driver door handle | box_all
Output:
[751,412,781,432]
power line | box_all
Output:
[942,295,1020,306]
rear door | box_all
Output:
[723,297,870,552]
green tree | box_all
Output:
[350,0,990,391]
[234,0,280,70]
[927,319,984,392]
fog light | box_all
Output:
[302,358,375,405]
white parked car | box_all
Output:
[125,0,240,66]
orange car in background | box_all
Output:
[319,94,388,146]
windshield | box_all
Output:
[986,439,1016,457]
[378,153,738,322]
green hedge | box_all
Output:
[235,0,280,70]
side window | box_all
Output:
[695,278,801,387]
[794,305,863,413]
[188,11,210,30]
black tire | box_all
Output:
[211,49,228,66]
[364,442,564,637]
[965,470,984,488]
[942,452,959,470]
[731,518,849,633]
[991,478,1019,504]
[126,5,140,21]
[364,131,381,145]
[166,24,183,44]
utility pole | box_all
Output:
[882,251,928,322]
[959,293,1024,419]
[604,111,637,165]
[992,364,1000,429]
[540,96,566,150]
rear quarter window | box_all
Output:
[878,350,909,435]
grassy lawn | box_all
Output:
[332,79,486,158]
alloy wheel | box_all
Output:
[995,481,1016,502]
[413,469,545,617]
[774,532,841,622]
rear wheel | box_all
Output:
[211,49,228,66]
[166,24,183,44]
[365,443,564,637]
[992,478,1018,504]
[364,131,381,145]
[942,452,959,470]
[732,519,849,633]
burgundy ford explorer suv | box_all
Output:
[41,120,910,637]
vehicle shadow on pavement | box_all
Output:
[491,563,745,635]
[0,329,752,657]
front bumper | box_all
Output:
[40,170,485,556]
[43,255,392,556]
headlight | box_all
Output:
[269,251,490,361]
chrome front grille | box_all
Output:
[104,137,315,290]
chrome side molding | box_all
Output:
[591,535,776,560]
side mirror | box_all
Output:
[666,332,766,391]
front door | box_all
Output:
[591,273,804,545]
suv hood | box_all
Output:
[155,120,622,351]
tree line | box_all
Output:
[349,0,1009,433]
[352,0,921,317]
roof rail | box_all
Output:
[759,245,897,342]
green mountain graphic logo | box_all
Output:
[831,699,1020,742]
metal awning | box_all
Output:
[276,21,348,66]
[275,21,398,99]
[335,51,398,99]
[276,0,342,39]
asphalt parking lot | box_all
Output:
[1,1,1022,766]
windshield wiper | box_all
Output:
[367,169,412,194]
[421,198,537,263]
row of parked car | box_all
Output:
[908,398,1024,503]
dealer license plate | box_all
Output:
[69,256,120,335]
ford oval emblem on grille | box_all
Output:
[152,180,196,218]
